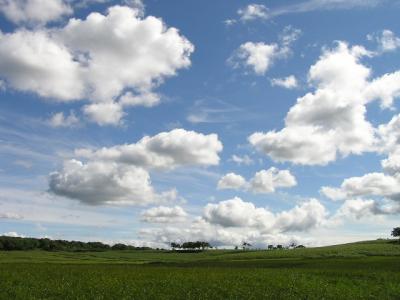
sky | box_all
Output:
[1,0,400,248]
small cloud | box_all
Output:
[217,168,297,194]
[230,154,254,166]
[238,4,269,22]
[48,111,80,128]
[140,206,188,223]
[224,19,237,26]
[217,173,247,190]
[278,26,302,57]
[270,75,298,89]
[228,27,301,76]
[228,42,279,75]
[368,29,400,53]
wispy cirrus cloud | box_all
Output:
[228,0,387,24]
[269,0,384,18]
[186,99,254,124]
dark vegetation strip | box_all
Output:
[0,235,152,251]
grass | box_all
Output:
[0,239,399,299]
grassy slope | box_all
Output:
[0,239,399,264]
[0,240,399,299]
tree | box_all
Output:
[392,227,400,243]
[170,242,181,250]
[179,241,210,251]
[242,242,252,250]
[112,243,129,250]
[199,241,211,250]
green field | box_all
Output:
[0,240,399,299]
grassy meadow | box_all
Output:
[0,239,399,299]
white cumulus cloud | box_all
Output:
[217,173,247,190]
[203,197,275,229]
[249,168,297,194]
[228,27,300,75]
[237,4,269,22]
[335,199,400,220]
[203,197,327,233]
[368,29,400,53]
[249,42,400,165]
[365,71,400,109]
[217,168,297,194]
[49,159,177,206]
[49,129,222,205]
[230,42,278,75]
[0,5,194,125]
[322,114,400,203]
[322,172,400,202]
[82,102,125,126]
[0,29,84,101]
[140,197,327,247]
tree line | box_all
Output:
[392,227,400,242]
[0,236,153,252]
[170,241,211,250]
[3,227,397,252]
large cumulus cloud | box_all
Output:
[49,159,177,205]
[249,42,400,165]
[49,129,222,205]
[0,5,194,125]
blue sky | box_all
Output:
[1,0,400,247]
